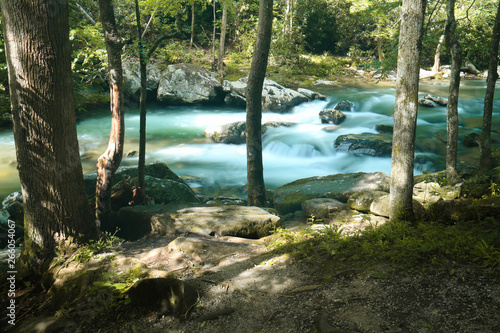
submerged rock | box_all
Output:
[333,133,392,157]
[273,172,390,214]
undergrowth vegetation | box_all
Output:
[267,217,500,271]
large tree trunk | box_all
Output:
[389,0,427,222]
[218,3,228,74]
[478,0,500,173]
[1,0,99,277]
[444,0,461,185]
[246,0,273,207]
[95,0,124,226]
[134,0,147,205]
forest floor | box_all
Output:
[11,218,500,333]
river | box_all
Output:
[0,78,499,199]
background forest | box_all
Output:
[0,0,498,127]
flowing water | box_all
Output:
[1,78,499,199]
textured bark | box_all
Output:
[478,0,500,173]
[431,34,444,74]
[95,0,124,226]
[444,0,461,185]
[1,0,99,277]
[389,0,427,222]
[190,2,195,48]
[218,3,227,74]
[246,0,273,207]
[134,0,147,204]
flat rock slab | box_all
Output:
[273,172,391,215]
[113,204,281,240]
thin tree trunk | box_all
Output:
[218,3,227,74]
[389,0,427,222]
[432,34,445,74]
[96,0,125,226]
[212,0,216,68]
[74,2,97,25]
[478,0,500,173]
[445,0,461,185]
[1,0,99,277]
[141,7,157,39]
[134,0,147,205]
[246,0,273,207]
[190,1,195,48]
[377,24,385,62]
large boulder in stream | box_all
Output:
[223,77,325,112]
[319,109,346,124]
[123,60,162,101]
[108,204,282,241]
[157,64,225,105]
[204,121,295,144]
[334,133,393,157]
[273,172,391,215]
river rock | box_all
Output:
[143,175,201,205]
[333,100,355,112]
[273,172,390,214]
[204,121,247,144]
[109,204,281,241]
[333,133,393,157]
[428,196,500,223]
[319,109,346,125]
[424,94,448,106]
[223,77,311,112]
[375,124,393,134]
[347,191,389,212]
[418,98,437,107]
[369,194,426,219]
[301,198,344,220]
[123,60,162,101]
[84,161,187,197]
[412,181,461,207]
[157,64,225,105]
[297,88,327,100]
[463,132,479,147]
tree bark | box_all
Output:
[478,0,500,173]
[444,0,461,185]
[246,0,273,207]
[95,0,125,226]
[389,0,427,222]
[218,3,228,74]
[1,0,99,277]
[212,0,216,68]
[431,34,444,74]
[190,1,195,48]
[134,0,147,205]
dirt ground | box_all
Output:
[12,226,499,333]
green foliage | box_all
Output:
[267,218,500,270]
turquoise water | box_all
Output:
[1,78,499,199]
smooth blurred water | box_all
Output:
[1,78,499,199]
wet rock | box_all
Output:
[418,98,437,107]
[157,64,225,105]
[204,121,247,144]
[333,133,392,157]
[319,109,346,125]
[424,94,448,106]
[463,132,479,147]
[375,124,393,134]
[297,88,327,101]
[333,100,355,112]
[273,172,390,215]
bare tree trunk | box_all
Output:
[478,0,500,173]
[445,0,461,185]
[190,1,195,48]
[432,34,445,74]
[246,0,273,207]
[96,0,124,226]
[134,0,147,205]
[389,0,427,222]
[1,0,99,277]
[218,3,227,74]
[376,24,385,62]
[212,0,216,68]
[74,2,97,25]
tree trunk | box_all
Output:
[389,0,427,222]
[1,0,99,277]
[432,34,445,74]
[134,0,147,205]
[444,0,461,185]
[246,0,273,207]
[478,0,500,173]
[218,3,228,74]
[95,0,125,226]
[190,1,195,48]
[212,0,216,68]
